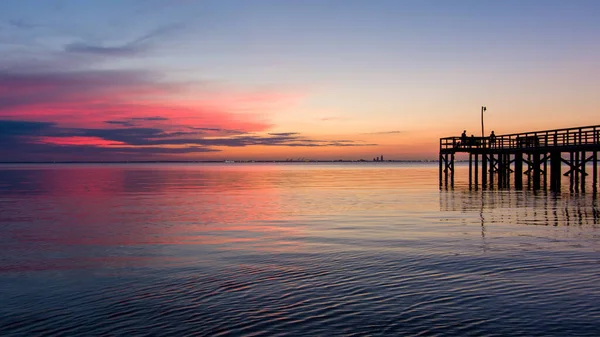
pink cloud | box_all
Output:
[32,136,127,147]
[0,69,296,133]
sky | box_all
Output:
[1,0,600,161]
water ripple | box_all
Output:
[1,164,599,336]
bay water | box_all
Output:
[1,163,598,336]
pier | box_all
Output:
[439,125,600,192]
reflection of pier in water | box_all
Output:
[440,190,600,227]
[439,125,600,192]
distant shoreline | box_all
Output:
[0,160,438,164]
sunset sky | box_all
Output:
[1,0,599,161]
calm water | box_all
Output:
[1,163,599,336]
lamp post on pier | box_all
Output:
[481,106,487,137]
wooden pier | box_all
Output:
[439,125,600,192]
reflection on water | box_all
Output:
[1,163,599,336]
[441,189,600,227]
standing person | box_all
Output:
[489,131,496,148]
[461,130,467,147]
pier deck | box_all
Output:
[439,125,600,191]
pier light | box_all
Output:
[481,106,487,137]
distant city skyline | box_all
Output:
[1,0,600,161]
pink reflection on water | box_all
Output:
[1,164,311,271]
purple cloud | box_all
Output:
[0,119,376,161]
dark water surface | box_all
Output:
[1,163,599,336]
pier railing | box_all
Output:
[441,125,600,152]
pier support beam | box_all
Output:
[594,151,598,192]
[581,151,587,192]
[569,152,574,191]
[482,154,488,189]
[489,154,494,189]
[527,153,532,189]
[575,151,580,192]
[439,154,443,188]
[550,151,561,192]
[533,152,542,190]
[506,153,512,189]
[515,151,523,189]
[543,152,548,189]
[444,153,449,186]
[497,153,503,189]
[474,153,479,189]
[469,153,473,189]
[450,153,455,187]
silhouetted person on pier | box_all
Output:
[470,134,475,147]
[489,131,496,147]
[460,130,467,148]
